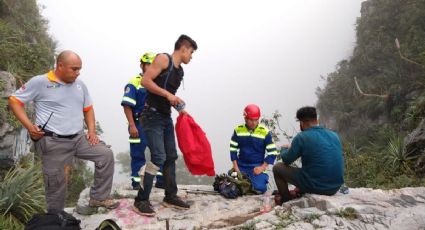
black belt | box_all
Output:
[44,131,78,139]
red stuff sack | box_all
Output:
[175,113,215,176]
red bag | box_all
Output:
[175,113,215,176]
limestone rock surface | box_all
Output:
[67,184,425,230]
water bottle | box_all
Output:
[174,102,186,112]
[260,191,272,213]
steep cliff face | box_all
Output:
[0,71,31,169]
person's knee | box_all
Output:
[252,181,267,193]
[103,147,114,163]
[151,155,166,167]
[273,162,284,176]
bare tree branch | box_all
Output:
[354,77,389,99]
[395,38,425,69]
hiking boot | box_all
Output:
[162,196,190,210]
[89,198,119,209]
[133,200,155,216]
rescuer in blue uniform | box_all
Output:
[229,104,278,193]
[121,53,163,190]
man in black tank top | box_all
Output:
[133,34,198,216]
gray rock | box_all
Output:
[0,71,32,169]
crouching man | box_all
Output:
[273,106,344,204]
[229,104,278,194]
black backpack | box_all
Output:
[25,210,81,230]
[213,174,241,199]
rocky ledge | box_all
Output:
[67,184,425,230]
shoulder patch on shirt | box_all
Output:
[125,86,130,93]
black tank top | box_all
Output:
[145,54,184,115]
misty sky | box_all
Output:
[37,0,363,174]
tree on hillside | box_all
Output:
[317,0,425,145]
[316,0,425,189]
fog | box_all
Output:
[37,0,363,174]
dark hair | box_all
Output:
[174,34,198,51]
[296,106,317,121]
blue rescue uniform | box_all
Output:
[230,124,278,193]
[121,74,163,187]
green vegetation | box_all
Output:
[317,0,425,188]
[334,207,359,220]
[0,160,45,229]
[0,80,21,128]
[0,0,56,128]
[0,0,55,79]
[261,110,294,144]
[65,160,94,207]
[231,220,258,230]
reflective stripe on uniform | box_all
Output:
[251,133,266,139]
[132,176,141,182]
[122,96,136,105]
[236,132,250,137]
[129,138,141,143]
[230,140,238,147]
[230,147,238,152]
[266,150,279,155]
[266,143,276,150]
[156,172,163,176]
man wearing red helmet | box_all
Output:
[229,104,278,193]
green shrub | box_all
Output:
[65,159,93,207]
[0,163,45,229]
[384,136,417,173]
[344,138,425,189]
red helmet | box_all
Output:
[244,104,261,120]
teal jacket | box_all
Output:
[280,126,344,192]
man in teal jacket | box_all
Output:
[273,106,344,204]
